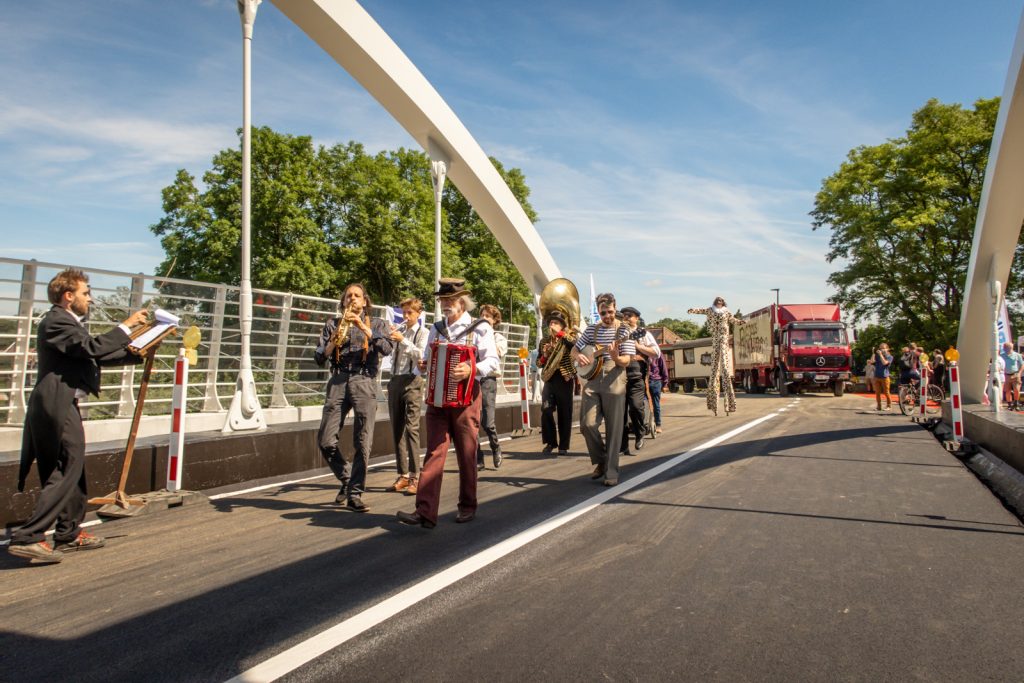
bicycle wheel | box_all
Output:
[925,384,944,414]
[898,386,916,416]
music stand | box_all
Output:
[88,321,178,511]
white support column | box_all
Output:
[270,293,293,408]
[117,274,146,418]
[956,10,1024,402]
[202,286,227,412]
[225,0,267,433]
[429,138,449,318]
[7,261,37,424]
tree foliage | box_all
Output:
[811,97,1023,350]
[151,127,537,326]
[650,317,703,340]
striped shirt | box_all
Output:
[575,323,635,361]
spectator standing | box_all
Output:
[863,355,876,394]
[873,344,893,411]
[1000,341,1022,410]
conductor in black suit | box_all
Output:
[8,268,148,564]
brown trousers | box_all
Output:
[414,385,482,524]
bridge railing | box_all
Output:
[0,257,530,425]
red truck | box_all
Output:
[733,303,852,397]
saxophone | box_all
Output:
[331,301,357,362]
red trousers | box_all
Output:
[414,388,481,524]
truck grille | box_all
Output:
[793,355,848,369]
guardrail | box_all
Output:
[0,257,531,425]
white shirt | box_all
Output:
[489,331,508,377]
[391,322,428,376]
[416,311,500,379]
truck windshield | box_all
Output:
[789,329,847,346]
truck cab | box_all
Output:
[778,322,851,395]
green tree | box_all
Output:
[650,317,702,340]
[811,97,1024,350]
[444,158,534,328]
[151,128,538,317]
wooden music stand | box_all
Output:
[88,322,178,511]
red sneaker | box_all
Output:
[56,531,106,553]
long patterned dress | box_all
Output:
[688,307,743,415]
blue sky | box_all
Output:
[1,0,1020,324]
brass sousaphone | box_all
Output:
[538,278,583,381]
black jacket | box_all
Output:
[18,306,140,491]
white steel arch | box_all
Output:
[271,0,561,295]
[956,10,1024,403]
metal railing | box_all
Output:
[0,258,531,425]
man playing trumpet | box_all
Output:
[314,283,394,512]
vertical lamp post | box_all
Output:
[430,159,446,317]
[770,288,780,309]
[428,139,449,318]
[225,0,267,433]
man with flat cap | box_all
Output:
[396,278,499,528]
[619,306,660,454]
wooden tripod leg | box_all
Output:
[89,349,154,507]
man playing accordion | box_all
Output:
[396,278,499,529]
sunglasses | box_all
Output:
[599,310,616,317]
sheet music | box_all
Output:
[128,309,180,351]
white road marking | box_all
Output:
[226,410,779,683]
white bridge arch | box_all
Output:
[272,0,561,295]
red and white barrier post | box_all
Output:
[947,362,964,446]
[167,348,189,491]
[518,359,531,432]
[918,368,929,419]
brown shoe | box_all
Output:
[391,476,410,492]
[455,510,475,523]
[590,464,606,480]
[8,541,62,564]
[396,510,436,529]
[56,530,105,553]
[603,479,618,487]
[404,478,418,495]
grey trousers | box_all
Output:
[476,376,500,460]
[580,364,627,481]
[387,374,423,477]
[317,373,378,496]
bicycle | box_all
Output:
[898,375,944,416]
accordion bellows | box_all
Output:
[427,340,477,408]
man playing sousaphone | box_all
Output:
[396,278,499,529]
[571,292,635,486]
[314,283,394,512]
[537,309,576,455]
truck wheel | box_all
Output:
[668,382,679,393]
[683,379,695,393]
[776,371,789,397]
[833,380,844,397]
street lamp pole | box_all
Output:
[225,0,266,433]
[770,288,780,309]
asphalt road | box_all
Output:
[2,391,1023,682]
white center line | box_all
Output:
[226,411,778,683]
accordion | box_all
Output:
[427,340,478,408]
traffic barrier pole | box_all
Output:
[519,359,531,431]
[948,362,963,445]
[918,370,928,418]
[167,348,189,492]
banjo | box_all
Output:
[573,320,622,381]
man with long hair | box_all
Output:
[314,283,394,512]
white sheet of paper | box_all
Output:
[128,309,180,350]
